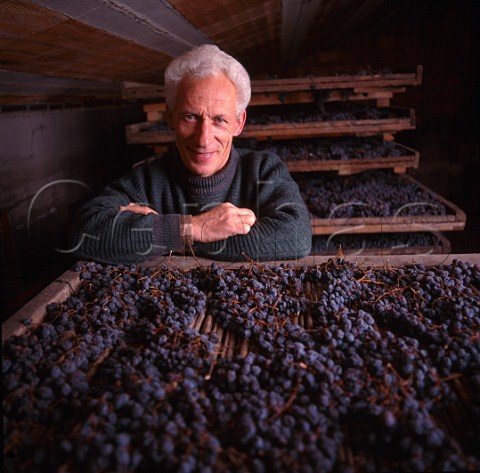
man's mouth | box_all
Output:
[190,149,216,159]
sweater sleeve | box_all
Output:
[192,152,312,261]
[69,167,186,264]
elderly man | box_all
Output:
[70,44,312,263]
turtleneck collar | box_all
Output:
[174,147,239,197]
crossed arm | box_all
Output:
[119,202,256,243]
[70,154,311,264]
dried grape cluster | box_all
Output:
[294,170,448,218]
[311,232,444,255]
[257,137,409,162]
[3,258,480,473]
[247,103,408,125]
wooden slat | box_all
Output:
[143,103,167,113]
[0,2,171,85]
[311,221,465,235]
[143,102,167,121]
[122,82,166,100]
[0,0,66,40]
[170,0,282,69]
[1,270,81,344]
[125,121,175,144]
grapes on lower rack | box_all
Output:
[295,170,448,218]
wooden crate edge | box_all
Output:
[2,269,81,345]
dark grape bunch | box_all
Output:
[3,258,480,473]
[256,137,409,162]
[294,170,448,218]
[311,232,444,255]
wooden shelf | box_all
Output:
[305,174,467,235]
[121,65,423,101]
[249,87,407,108]
[284,142,419,175]
[125,121,175,144]
[251,65,423,93]
[137,87,409,121]
[125,108,415,145]
[242,107,415,140]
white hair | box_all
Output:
[164,44,251,117]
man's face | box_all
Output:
[167,74,246,177]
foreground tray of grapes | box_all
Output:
[293,170,466,234]
[254,137,419,174]
[3,254,479,473]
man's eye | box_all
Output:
[184,114,197,122]
[214,117,226,124]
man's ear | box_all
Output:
[233,110,247,137]
[166,105,174,128]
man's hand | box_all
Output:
[192,202,256,243]
[119,203,158,215]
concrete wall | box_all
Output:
[0,104,149,313]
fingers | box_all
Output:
[237,211,256,227]
[225,205,256,235]
[229,203,256,227]
[191,203,257,243]
[119,203,158,215]
[237,213,255,234]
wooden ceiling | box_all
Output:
[0,0,416,108]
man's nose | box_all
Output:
[196,119,213,147]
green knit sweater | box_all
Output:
[70,147,312,264]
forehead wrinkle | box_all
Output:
[175,74,237,116]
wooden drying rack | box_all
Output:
[3,251,477,345]
[121,65,423,106]
[124,67,422,172]
[125,108,415,144]
[283,142,419,175]
[306,174,467,235]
